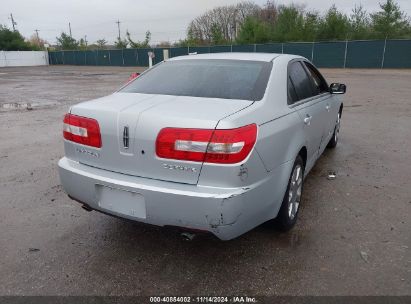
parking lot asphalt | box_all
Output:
[0,66,410,296]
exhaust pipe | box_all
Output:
[81,204,93,212]
[180,232,196,241]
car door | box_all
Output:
[302,61,335,150]
[287,60,326,171]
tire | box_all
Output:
[275,155,305,231]
[327,111,341,149]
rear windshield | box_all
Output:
[120,59,272,101]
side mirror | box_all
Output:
[330,83,346,94]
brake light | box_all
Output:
[63,114,102,148]
[156,124,257,164]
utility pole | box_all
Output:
[69,22,72,37]
[381,35,388,69]
[116,19,121,40]
[84,35,88,49]
[9,13,17,31]
[35,29,40,45]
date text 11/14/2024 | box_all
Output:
[149,296,257,303]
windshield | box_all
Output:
[120,59,272,101]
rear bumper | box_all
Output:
[58,157,292,240]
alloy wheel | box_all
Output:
[288,164,303,220]
[334,113,341,142]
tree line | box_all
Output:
[0,25,48,51]
[53,30,152,50]
[0,25,153,51]
[179,0,411,46]
[1,0,410,51]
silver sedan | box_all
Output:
[58,53,346,240]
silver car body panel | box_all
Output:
[58,52,343,240]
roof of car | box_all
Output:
[168,52,285,62]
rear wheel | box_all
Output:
[275,155,304,231]
[327,111,341,149]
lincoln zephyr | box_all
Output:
[58,53,346,240]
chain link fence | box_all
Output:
[49,39,411,68]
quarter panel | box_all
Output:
[255,111,303,172]
[197,150,268,188]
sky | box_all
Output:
[1,0,411,45]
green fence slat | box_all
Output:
[48,52,55,64]
[346,40,385,68]
[96,50,110,66]
[188,46,210,54]
[74,51,86,65]
[153,48,164,64]
[122,49,137,66]
[48,39,411,68]
[283,42,313,59]
[85,50,97,65]
[169,47,188,58]
[63,50,76,65]
[109,50,123,66]
[383,40,411,68]
[232,44,255,52]
[256,43,282,53]
[55,51,63,64]
[313,42,345,68]
[61,51,67,64]
[210,45,231,53]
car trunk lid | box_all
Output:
[68,92,253,184]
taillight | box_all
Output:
[156,124,257,164]
[63,114,102,148]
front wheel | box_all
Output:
[327,111,341,149]
[275,155,305,231]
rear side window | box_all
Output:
[287,76,298,103]
[303,62,329,95]
[288,61,315,104]
[120,59,272,101]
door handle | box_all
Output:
[326,104,331,112]
[303,114,312,125]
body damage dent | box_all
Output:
[206,192,245,228]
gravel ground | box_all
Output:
[0,66,410,296]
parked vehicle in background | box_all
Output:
[58,53,346,240]
[127,72,140,82]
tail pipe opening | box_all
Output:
[81,204,93,212]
